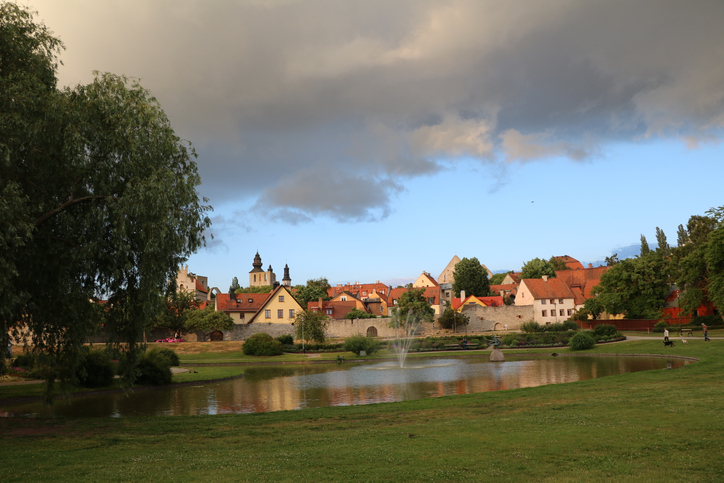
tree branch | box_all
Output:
[35,194,118,227]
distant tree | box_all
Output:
[582,297,605,319]
[294,278,331,307]
[677,224,688,248]
[489,272,510,285]
[640,234,651,257]
[605,254,620,267]
[655,227,670,256]
[237,285,272,294]
[229,277,240,294]
[183,305,234,341]
[393,288,435,323]
[155,284,201,333]
[294,310,328,343]
[591,252,669,319]
[437,308,470,331]
[549,257,568,271]
[452,257,490,297]
[344,308,376,320]
[520,258,557,279]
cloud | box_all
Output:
[37,0,724,221]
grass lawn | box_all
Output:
[2,338,723,481]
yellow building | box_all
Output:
[247,285,304,324]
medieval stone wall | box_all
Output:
[461,305,535,331]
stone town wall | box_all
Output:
[461,305,535,332]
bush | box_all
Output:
[76,350,115,387]
[501,334,518,347]
[343,335,381,355]
[243,333,283,356]
[546,322,566,332]
[276,334,294,345]
[136,351,173,385]
[593,324,618,337]
[562,320,579,331]
[569,332,596,351]
[520,321,541,333]
[653,321,669,333]
[146,346,180,366]
[13,353,36,369]
[692,315,722,327]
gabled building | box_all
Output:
[308,299,358,319]
[554,266,608,310]
[553,255,585,270]
[413,271,439,288]
[247,285,304,324]
[501,272,521,285]
[388,285,442,316]
[215,292,271,324]
[515,276,577,324]
[451,293,505,311]
[177,265,209,302]
[490,284,517,302]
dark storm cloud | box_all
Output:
[43,0,724,221]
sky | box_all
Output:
[22,0,724,289]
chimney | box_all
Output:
[318,297,323,310]
[461,290,466,301]
[542,275,548,282]
[588,263,593,269]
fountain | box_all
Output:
[390,310,423,368]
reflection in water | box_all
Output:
[0,355,690,418]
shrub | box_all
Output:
[653,321,669,333]
[562,320,579,331]
[593,324,618,338]
[343,335,381,355]
[136,351,173,385]
[546,322,566,332]
[76,350,115,387]
[569,332,596,351]
[276,334,294,345]
[13,353,36,369]
[243,333,283,356]
[146,346,180,366]
[692,315,722,327]
[520,321,541,333]
[501,334,518,347]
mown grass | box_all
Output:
[2,338,723,482]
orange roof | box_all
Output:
[452,294,505,309]
[553,255,585,270]
[195,279,208,293]
[216,292,270,313]
[554,266,608,299]
[307,300,359,318]
[520,278,576,300]
[327,281,390,299]
[388,286,440,306]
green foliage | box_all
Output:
[294,310,328,343]
[436,308,470,330]
[569,332,596,351]
[156,284,201,332]
[501,334,519,347]
[0,4,211,390]
[489,272,508,285]
[276,334,294,345]
[146,347,180,366]
[236,285,272,294]
[549,257,569,271]
[452,257,491,297]
[136,351,173,386]
[344,308,376,319]
[183,305,234,341]
[342,335,381,355]
[562,320,580,331]
[520,258,557,279]
[593,324,618,337]
[652,321,669,333]
[229,277,240,294]
[592,251,670,319]
[294,278,331,307]
[243,333,284,356]
[520,321,541,333]
[640,234,651,256]
[76,350,114,388]
[393,287,435,323]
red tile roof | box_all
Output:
[553,255,585,270]
[554,266,608,299]
[520,278,576,300]
[327,282,390,299]
[307,300,359,319]
[452,295,505,310]
[216,292,271,312]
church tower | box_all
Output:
[282,264,291,287]
[249,252,265,287]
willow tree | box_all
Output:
[0,4,211,387]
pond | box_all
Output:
[0,354,690,418]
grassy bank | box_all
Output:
[2,339,723,481]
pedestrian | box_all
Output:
[462,338,468,350]
[702,323,710,341]
[664,327,669,342]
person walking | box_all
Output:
[664,327,669,342]
[702,323,710,341]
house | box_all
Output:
[308,298,358,319]
[413,271,439,288]
[327,281,390,300]
[247,285,304,324]
[554,266,608,310]
[388,286,442,316]
[437,256,493,286]
[515,276,577,324]
[215,292,271,324]
[451,293,505,311]
[663,285,717,320]
[501,272,521,285]
[176,265,209,302]
[490,283,517,303]
[329,290,389,317]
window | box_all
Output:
[265,309,271,319]
[341,295,347,301]
[289,309,295,318]
[560,309,565,316]
[559,299,564,304]
[567,309,572,316]
[248,298,253,303]
[326,309,333,315]
[541,299,546,305]
[279,295,284,302]
[277,309,283,318]
[362,291,367,296]
[542,310,548,317]
[550,299,555,305]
